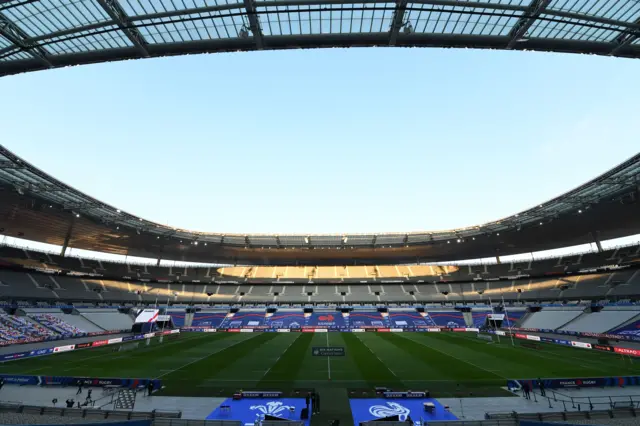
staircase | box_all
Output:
[113,389,137,410]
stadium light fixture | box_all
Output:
[194,241,199,246]
[75,213,80,218]
[447,240,450,244]
[472,237,475,240]
[578,209,582,213]
[456,239,461,243]
[116,226,119,230]
[204,243,207,246]
[496,233,500,236]
[117,209,121,213]
[539,222,543,225]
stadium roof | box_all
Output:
[1,144,639,265]
[0,0,640,78]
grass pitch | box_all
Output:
[0,331,635,398]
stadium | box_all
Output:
[1,1,640,426]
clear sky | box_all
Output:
[1,47,639,235]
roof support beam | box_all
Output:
[610,18,640,56]
[243,0,264,49]
[389,0,408,46]
[0,12,52,67]
[506,0,551,49]
[95,0,149,57]
[0,160,23,169]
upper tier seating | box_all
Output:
[0,265,637,304]
[2,243,639,284]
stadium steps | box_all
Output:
[515,311,531,327]
[311,388,353,426]
[113,389,137,410]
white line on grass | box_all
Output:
[154,333,259,379]
[326,331,331,380]
[354,333,400,378]
[260,333,300,379]
[60,332,207,373]
[399,333,507,379]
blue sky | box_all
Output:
[2,47,639,235]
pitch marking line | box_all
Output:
[399,333,508,379]
[154,333,260,379]
[260,333,301,379]
[449,332,621,374]
[326,331,331,380]
[354,333,400,379]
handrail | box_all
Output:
[529,388,640,412]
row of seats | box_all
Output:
[0,313,54,341]
[520,307,640,334]
[1,243,639,282]
[187,309,526,329]
[29,313,84,335]
[0,268,637,303]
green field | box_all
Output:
[0,331,636,424]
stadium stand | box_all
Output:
[77,310,133,331]
[520,309,584,330]
[0,313,54,340]
[28,313,84,335]
[609,318,640,338]
[559,308,640,334]
[190,312,226,327]
[1,243,639,285]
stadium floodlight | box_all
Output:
[117,209,121,213]
[578,209,583,213]
[456,239,461,243]
[204,243,207,246]
[194,241,198,246]
[496,233,500,236]
[539,222,543,225]
[447,240,450,244]
[472,237,475,240]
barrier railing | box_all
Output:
[483,407,638,424]
[0,402,181,421]
[531,388,640,411]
